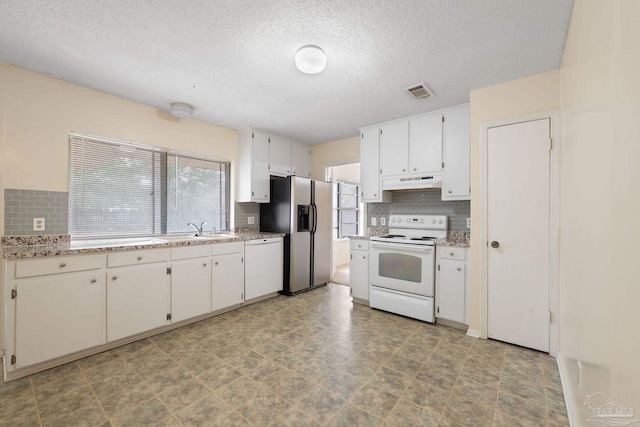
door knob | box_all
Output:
[490,241,499,248]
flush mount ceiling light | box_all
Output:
[169,102,193,118]
[295,45,326,74]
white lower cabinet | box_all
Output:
[107,250,171,342]
[349,240,369,303]
[171,258,212,323]
[244,238,283,300]
[15,271,106,368]
[211,242,245,312]
[435,246,469,325]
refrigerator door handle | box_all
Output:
[311,203,318,233]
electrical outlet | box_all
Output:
[380,217,386,226]
[247,216,255,225]
[371,217,377,226]
[33,218,45,231]
[466,218,471,228]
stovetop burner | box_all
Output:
[379,234,406,238]
[410,237,436,241]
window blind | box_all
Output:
[166,154,229,234]
[69,133,229,238]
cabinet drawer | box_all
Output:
[15,254,103,278]
[350,240,369,252]
[439,247,466,261]
[211,242,244,256]
[171,245,211,261]
[107,249,169,267]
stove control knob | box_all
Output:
[439,219,443,224]
[432,219,436,224]
[420,219,424,224]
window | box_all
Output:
[333,180,360,239]
[69,133,229,238]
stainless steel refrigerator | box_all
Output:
[260,176,331,295]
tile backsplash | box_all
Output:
[4,189,69,236]
[367,189,470,231]
[234,202,260,229]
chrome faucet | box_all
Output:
[187,221,207,236]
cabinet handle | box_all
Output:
[373,193,377,197]
[450,252,454,256]
[252,191,255,196]
[402,169,406,172]
[90,278,97,283]
[363,256,366,259]
[457,267,462,271]
[137,256,143,261]
[413,168,417,171]
[448,190,452,194]
[264,194,268,198]
[203,263,207,267]
[215,261,219,266]
[112,275,118,281]
[59,262,67,268]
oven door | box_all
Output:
[369,241,435,297]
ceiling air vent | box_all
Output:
[406,83,433,100]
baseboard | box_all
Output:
[466,328,481,338]
[557,355,578,427]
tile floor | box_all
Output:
[0,283,569,427]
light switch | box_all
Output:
[466,218,471,228]
[371,217,377,226]
[33,218,45,231]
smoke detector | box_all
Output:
[406,83,434,100]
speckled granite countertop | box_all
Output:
[1,231,285,259]
[348,230,470,248]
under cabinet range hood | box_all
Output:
[382,174,442,191]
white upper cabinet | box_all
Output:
[269,134,293,176]
[360,126,391,203]
[379,121,409,177]
[442,104,470,200]
[409,113,443,175]
[291,142,311,178]
[238,128,312,202]
[238,128,270,203]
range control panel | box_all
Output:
[388,215,448,230]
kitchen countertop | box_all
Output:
[348,230,470,248]
[1,231,286,259]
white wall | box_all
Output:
[0,63,238,235]
[557,0,640,422]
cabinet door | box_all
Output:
[171,257,212,323]
[212,252,245,311]
[437,259,466,323]
[409,113,443,174]
[442,104,470,200]
[252,131,271,202]
[379,121,409,177]
[349,250,369,302]
[269,135,293,176]
[107,263,170,341]
[291,142,311,178]
[360,127,382,201]
[15,272,105,368]
[245,240,283,300]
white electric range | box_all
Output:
[369,215,448,322]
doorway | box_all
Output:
[480,113,559,354]
[325,163,362,286]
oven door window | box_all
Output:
[378,253,422,283]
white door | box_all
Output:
[15,272,105,368]
[409,113,442,174]
[487,119,550,352]
[107,263,170,341]
[251,131,270,202]
[212,252,244,311]
[379,121,409,177]
[171,257,212,322]
[360,126,382,201]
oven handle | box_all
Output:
[370,242,434,253]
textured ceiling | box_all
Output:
[0,0,574,145]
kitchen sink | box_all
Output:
[194,233,236,241]
[155,234,236,243]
